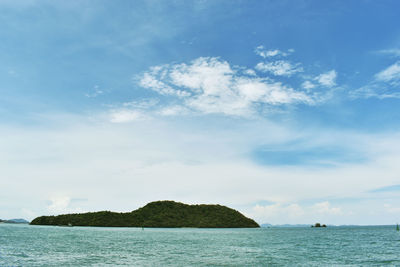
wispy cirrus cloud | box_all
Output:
[85,85,105,98]
[374,61,400,84]
[255,60,303,77]
[375,49,400,57]
[369,184,400,193]
[351,61,400,99]
[139,70,191,97]
[108,99,158,122]
[254,45,294,58]
[254,46,302,77]
[350,84,400,99]
[109,109,146,123]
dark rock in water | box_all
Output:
[30,200,260,228]
[311,223,327,228]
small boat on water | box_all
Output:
[396,224,399,231]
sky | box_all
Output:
[1,0,400,225]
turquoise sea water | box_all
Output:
[1,224,400,266]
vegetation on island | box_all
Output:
[311,223,327,228]
[30,201,259,228]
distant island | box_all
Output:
[261,223,311,228]
[0,218,29,224]
[30,201,259,228]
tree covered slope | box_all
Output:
[30,201,259,228]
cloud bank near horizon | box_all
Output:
[2,112,400,224]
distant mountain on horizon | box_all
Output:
[261,223,311,228]
[0,218,29,224]
[261,223,391,227]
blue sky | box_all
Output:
[1,0,400,225]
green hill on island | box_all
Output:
[30,201,259,228]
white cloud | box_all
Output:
[47,195,84,214]
[243,69,256,76]
[350,85,400,99]
[169,57,234,95]
[249,201,345,224]
[376,49,400,57]
[252,203,305,220]
[122,98,159,109]
[85,85,104,98]
[47,196,70,213]
[254,45,293,58]
[138,57,312,117]
[350,62,400,99]
[313,201,342,215]
[157,105,188,116]
[132,48,343,118]
[139,69,191,97]
[255,60,303,76]
[302,80,316,91]
[374,61,400,83]
[110,109,145,123]
[315,70,337,87]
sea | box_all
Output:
[1,223,400,266]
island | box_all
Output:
[0,218,29,224]
[30,200,260,228]
[311,223,327,228]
